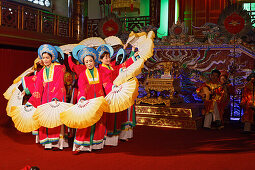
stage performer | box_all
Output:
[240,73,255,132]
[119,47,140,141]
[196,69,222,129]
[73,47,108,154]
[97,44,137,146]
[27,44,68,150]
[215,71,234,125]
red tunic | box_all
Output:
[98,58,135,136]
[241,83,255,123]
[74,67,107,147]
[215,83,234,122]
[28,63,66,144]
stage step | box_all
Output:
[135,104,204,129]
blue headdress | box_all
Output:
[116,48,127,64]
[96,44,114,64]
[54,46,65,62]
[78,47,98,64]
[72,45,87,61]
[38,44,58,62]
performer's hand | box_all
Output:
[134,51,139,57]
[53,99,58,104]
[21,90,26,97]
[123,43,128,50]
[132,46,136,51]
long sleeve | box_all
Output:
[68,55,86,78]
[28,70,44,107]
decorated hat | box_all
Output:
[96,44,114,64]
[116,48,127,64]
[78,47,98,64]
[38,44,58,62]
[72,45,87,61]
[54,46,65,62]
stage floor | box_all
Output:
[1,121,255,170]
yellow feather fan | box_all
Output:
[104,36,123,46]
[105,78,139,113]
[6,88,23,116]
[33,101,73,128]
[137,36,155,61]
[113,58,144,86]
[3,81,22,100]
[60,96,108,129]
[79,37,106,47]
[126,31,147,47]
[10,105,40,133]
[59,44,79,53]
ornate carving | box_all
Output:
[135,105,203,129]
[1,1,19,28]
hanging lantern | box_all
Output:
[111,0,140,14]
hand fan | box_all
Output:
[113,58,144,86]
[10,105,40,133]
[106,78,139,113]
[33,101,73,128]
[60,96,108,129]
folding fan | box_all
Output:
[126,31,147,47]
[79,37,106,47]
[105,78,139,113]
[137,37,154,61]
[60,96,108,129]
[10,105,40,133]
[3,81,22,100]
[6,88,23,116]
[33,101,73,128]
[59,44,79,53]
[113,58,145,86]
[104,36,123,46]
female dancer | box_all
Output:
[73,47,109,154]
[97,44,137,146]
[27,44,68,150]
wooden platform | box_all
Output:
[135,103,204,129]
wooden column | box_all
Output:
[168,0,176,28]
[72,0,83,40]
[150,0,161,28]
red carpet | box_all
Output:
[1,118,255,170]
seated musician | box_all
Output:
[196,69,222,129]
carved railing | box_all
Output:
[0,0,74,38]
[120,16,151,32]
[87,18,100,38]
[87,16,151,37]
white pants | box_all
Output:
[204,102,221,128]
